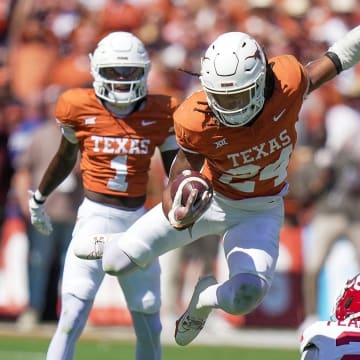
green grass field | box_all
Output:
[0,336,299,360]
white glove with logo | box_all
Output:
[28,190,53,235]
[168,186,212,230]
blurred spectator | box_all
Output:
[299,71,360,328]
[47,19,100,88]
[12,86,82,330]
[7,12,58,104]
[98,0,144,34]
[0,111,13,234]
[7,98,43,165]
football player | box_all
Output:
[81,26,360,346]
[300,272,360,359]
[29,32,179,360]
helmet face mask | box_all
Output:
[200,32,267,127]
[333,273,360,321]
[90,32,150,106]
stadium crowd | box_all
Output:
[0,0,360,330]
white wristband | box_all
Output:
[328,25,360,71]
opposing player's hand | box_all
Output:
[168,187,212,230]
[28,191,53,235]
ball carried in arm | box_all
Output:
[168,170,213,230]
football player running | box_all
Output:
[81,26,360,346]
[29,32,179,360]
[300,272,360,359]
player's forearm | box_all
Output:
[37,137,78,198]
[37,165,72,198]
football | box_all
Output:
[170,170,213,207]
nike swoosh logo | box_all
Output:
[141,120,156,126]
[273,109,286,122]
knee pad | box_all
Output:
[218,273,269,315]
[102,239,138,275]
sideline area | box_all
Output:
[0,312,300,349]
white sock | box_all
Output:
[197,284,219,309]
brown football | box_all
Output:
[170,170,213,207]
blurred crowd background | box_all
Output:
[1,0,360,331]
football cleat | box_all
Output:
[74,233,111,260]
[175,274,217,346]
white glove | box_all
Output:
[28,190,53,235]
[168,187,212,230]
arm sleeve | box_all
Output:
[327,25,360,71]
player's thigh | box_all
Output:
[223,206,283,284]
[63,199,146,300]
[117,259,161,313]
[123,204,212,265]
[61,242,105,300]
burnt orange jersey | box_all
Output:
[56,88,178,197]
[174,55,308,200]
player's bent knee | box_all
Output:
[102,239,138,275]
[220,273,268,315]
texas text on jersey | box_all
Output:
[56,88,178,197]
[174,55,307,200]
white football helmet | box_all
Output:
[90,32,151,105]
[200,32,267,127]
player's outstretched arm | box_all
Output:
[306,25,360,93]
